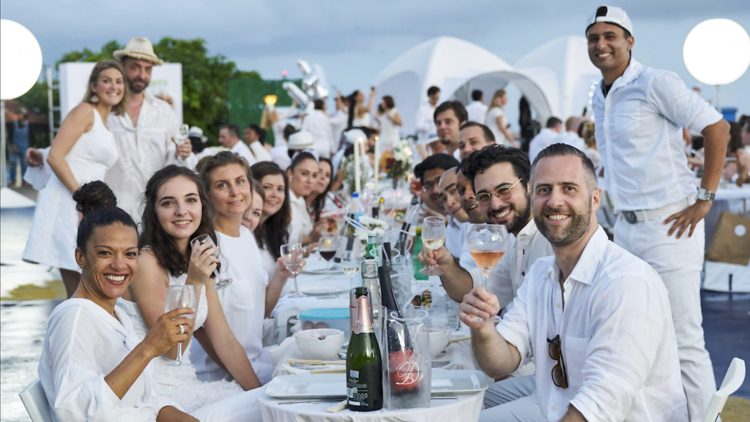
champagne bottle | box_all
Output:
[347,287,383,411]
[362,259,381,324]
[412,227,428,280]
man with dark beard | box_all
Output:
[419,144,553,307]
[461,144,686,422]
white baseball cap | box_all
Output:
[586,6,633,36]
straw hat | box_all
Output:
[113,37,164,65]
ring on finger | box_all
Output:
[178,324,185,335]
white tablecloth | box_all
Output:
[257,385,484,422]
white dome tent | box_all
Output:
[372,37,518,135]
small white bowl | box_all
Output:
[294,328,346,361]
[429,326,452,359]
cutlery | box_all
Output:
[325,400,348,413]
[288,359,345,366]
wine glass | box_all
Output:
[466,224,510,322]
[281,243,305,298]
[190,234,232,291]
[318,232,338,271]
[340,241,365,289]
[420,216,446,276]
[164,284,196,366]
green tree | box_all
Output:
[56,40,123,69]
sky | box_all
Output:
[4,0,749,130]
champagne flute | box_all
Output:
[164,284,196,366]
[318,232,337,271]
[420,216,446,276]
[190,234,232,291]
[466,224,509,322]
[340,245,365,289]
[281,243,305,298]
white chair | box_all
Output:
[19,378,53,422]
[702,357,746,422]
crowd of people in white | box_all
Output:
[17,5,750,422]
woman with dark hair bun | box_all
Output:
[116,165,264,419]
[250,162,292,277]
[38,182,204,421]
[193,151,296,385]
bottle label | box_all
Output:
[353,296,374,334]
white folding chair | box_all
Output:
[19,378,53,422]
[702,357,746,422]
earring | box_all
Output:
[90,94,99,103]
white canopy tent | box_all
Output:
[372,37,520,135]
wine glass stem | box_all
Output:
[293,275,300,296]
[176,342,182,365]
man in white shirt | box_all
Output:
[466,90,488,123]
[458,122,496,160]
[456,167,483,271]
[435,101,468,158]
[463,144,687,422]
[438,167,471,258]
[416,86,441,142]
[411,153,457,224]
[528,117,563,163]
[586,7,729,420]
[550,117,586,152]
[302,99,334,158]
[219,124,256,166]
[244,124,273,162]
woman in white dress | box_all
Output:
[117,165,263,420]
[347,87,376,128]
[250,162,293,277]
[375,95,403,150]
[38,190,199,421]
[484,89,519,148]
[192,152,295,384]
[287,151,328,246]
[24,60,126,298]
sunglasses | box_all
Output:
[547,335,569,389]
[475,178,523,205]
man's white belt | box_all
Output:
[621,197,692,224]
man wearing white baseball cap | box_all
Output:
[586,6,729,420]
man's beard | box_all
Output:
[534,201,592,247]
[488,200,531,235]
[128,77,149,94]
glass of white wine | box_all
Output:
[340,242,365,289]
[420,216,446,276]
[164,284,196,366]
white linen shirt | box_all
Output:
[288,190,313,244]
[302,110,334,158]
[39,299,180,422]
[230,141,257,166]
[466,101,488,123]
[496,227,687,422]
[593,58,723,213]
[416,102,437,141]
[528,128,560,163]
[445,217,470,258]
[106,91,197,219]
[471,219,553,310]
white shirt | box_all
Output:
[230,140,257,166]
[485,107,511,146]
[271,146,291,170]
[288,190,313,244]
[39,299,179,421]
[330,110,349,151]
[106,91,197,220]
[496,227,687,422]
[378,108,401,150]
[465,101,488,123]
[445,217,469,258]
[471,219,553,310]
[551,131,586,152]
[249,141,272,162]
[416,102,437,141]
[593,59,723,213]
[271,107,298,148]
[192,227,270,380]
[528,128,560,163]
[302,109,334,158]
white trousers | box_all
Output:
[191,388,263,422]
[614,214,716,422]
[479,376,545,422]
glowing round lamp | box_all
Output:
[683,19,750,86]
[0,20,43,100]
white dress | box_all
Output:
[116,272,244,413]
[485,107,512,147]
[378,108,400,150]
[352,112,371,128]
[23,108,118,271]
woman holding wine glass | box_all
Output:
[117,165,267,418]
[250,162,292,278]
[194,151,297,384]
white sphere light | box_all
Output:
[683,19,750,86]
[0,19,43,100]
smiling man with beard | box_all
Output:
[461,144,686,422]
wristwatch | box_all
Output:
[696,187,715,201]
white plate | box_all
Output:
[299,286,351,296]
[264,369,488,399]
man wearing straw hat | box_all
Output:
[25,37,195,221]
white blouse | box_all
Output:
[288,191,313,244]
[38,299,179,422]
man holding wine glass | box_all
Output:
[461,144,686,422]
